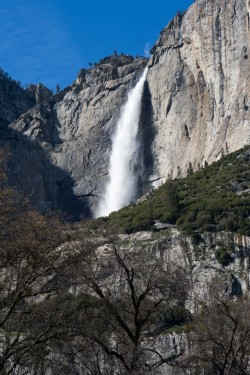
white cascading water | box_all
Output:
[95,68,148,217]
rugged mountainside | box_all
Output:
[0,56,147,217]
[0,0,249,217]
[147,0,250,181]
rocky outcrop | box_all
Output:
[69,228,249,375]
[117,229,250,308]
[102,229,250,374]
[147,0,250,181]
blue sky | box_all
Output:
[0,0,193,90]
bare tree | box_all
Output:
[0,155,70,374]
[63,240,189,374]
[185,278,250,375]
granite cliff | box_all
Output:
[147,0,250,181]
[0,0,249,217]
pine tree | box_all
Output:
[187,162,194,175]
[177,165,182,178]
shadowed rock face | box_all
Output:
[1,0,250,219]
[147,0,250,182]
[0,72,35,130]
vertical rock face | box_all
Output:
[52,56,147,214]
[147,0,250,181]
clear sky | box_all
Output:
[0,0,193,90]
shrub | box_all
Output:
[215,247,233,266]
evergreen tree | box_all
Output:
[187,162,194,175]
[56,84,61,93]
[177,165,182,178]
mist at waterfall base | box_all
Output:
[95,68,148,218]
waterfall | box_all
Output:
[95,68,147,218]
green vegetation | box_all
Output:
[89,146,250,236]
[162,323,193,335]
[215,246,233,266]
[160,306,193,334]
